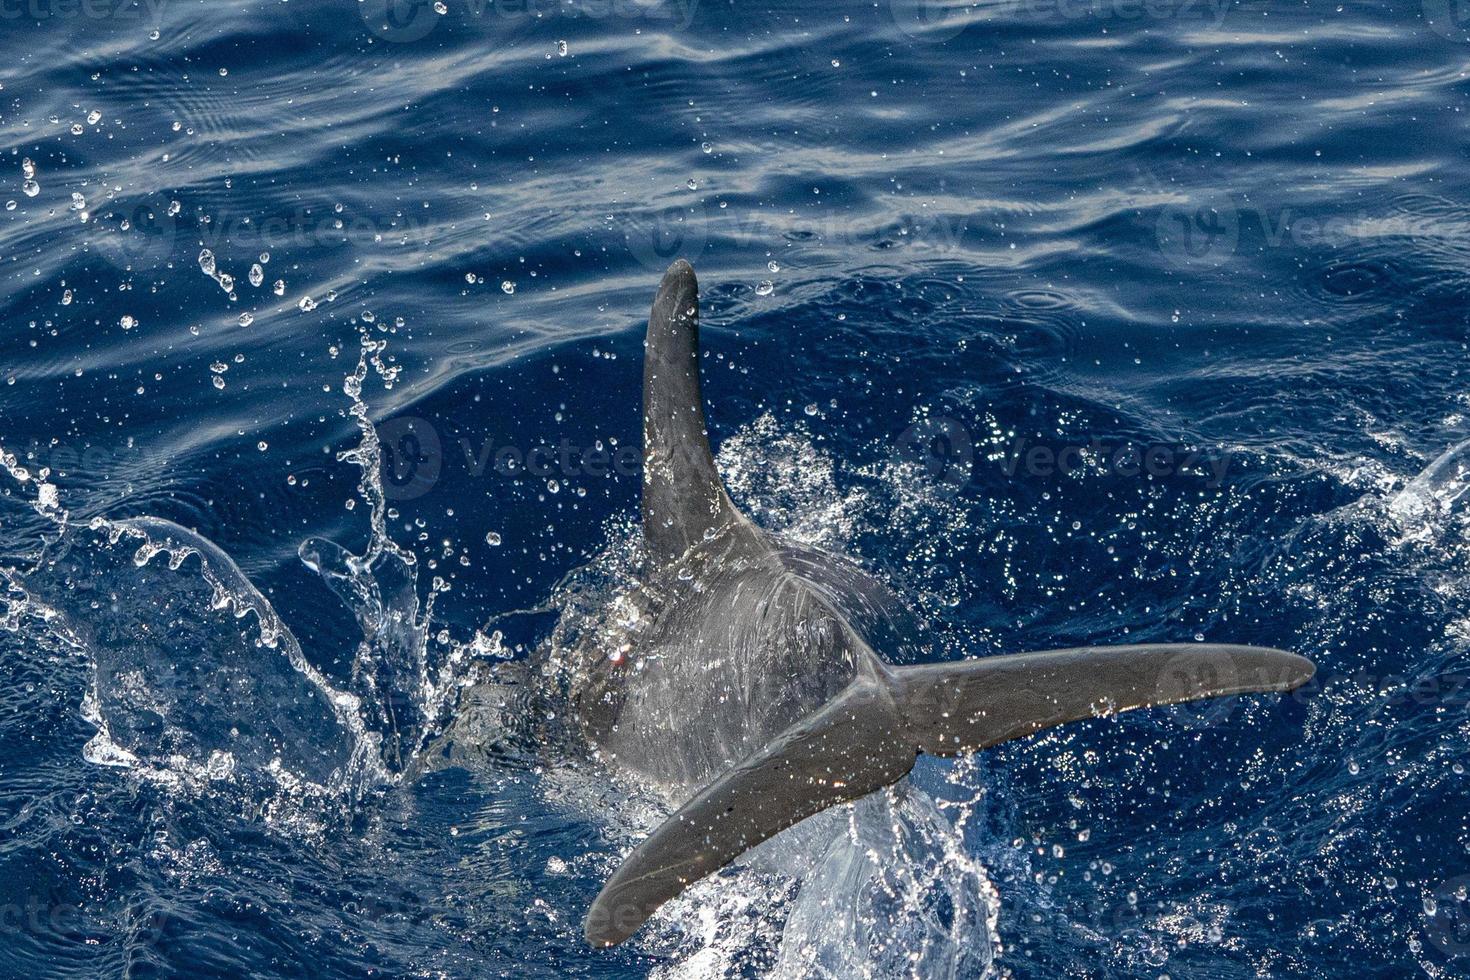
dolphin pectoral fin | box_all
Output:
[584,644,1314,946]
[892,643,1315,756]
[584,677,914,947]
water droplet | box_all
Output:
[273,280,286,296]
[767,260,780,272]
[501,280,515,294]
[755,280,774,296]
[485,532,502,546]
[701,141,713,153]
[22,180,38,198]
[238,313,254,327]
[119,315,136,330]
[249,264,264,288]
[299,296,318,312]
[556,40,568,56]
[86,110,102,126]
[198,249,216,276]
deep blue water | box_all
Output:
[2,0,1470,975]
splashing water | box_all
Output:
[0,326,485,810]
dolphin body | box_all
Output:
[575,259,1315,948]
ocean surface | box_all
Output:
[1,0,1469,976]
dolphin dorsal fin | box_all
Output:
[641,260,741,565]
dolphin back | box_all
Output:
[584,261,1317,948]
[585,642,1313,946]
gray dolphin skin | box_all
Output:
[576,259,1316,948]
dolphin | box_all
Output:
[575,259,1315,948]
